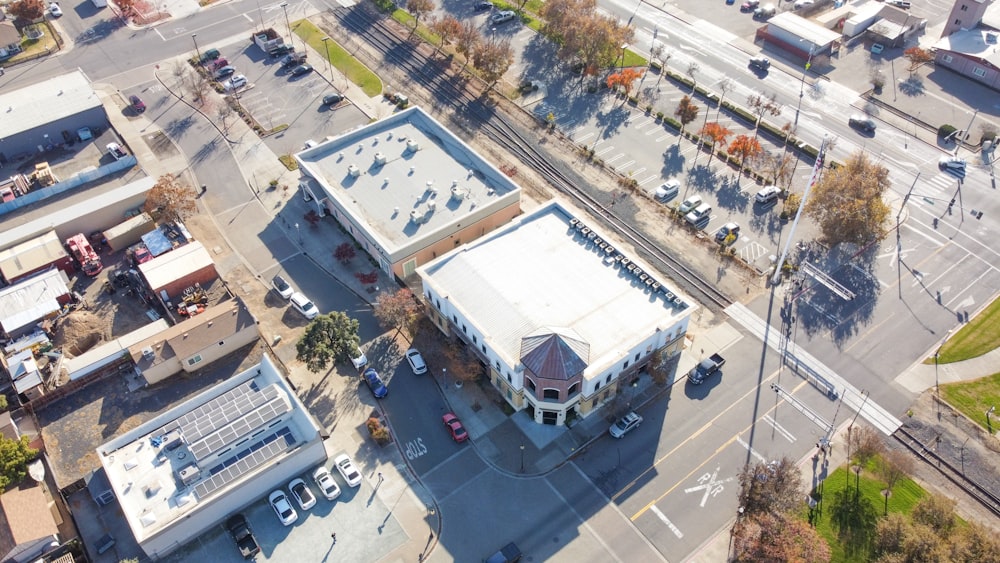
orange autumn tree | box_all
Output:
[698,122,732,163]
[728,134,763,172]
[606,68,643,98]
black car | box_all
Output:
[474,0,493,10]
[749,56,770,71]
[281,53,307,68]
[322,93,344,106]
[291,64,313,76]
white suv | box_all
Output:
[289,292,318,320]
[685,203,712,226]
[609,412,643,438]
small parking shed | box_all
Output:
[758,12,843,59]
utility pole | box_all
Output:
[770,135,830,286]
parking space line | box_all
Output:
[656,134,673,142]
[631,167,647,177]
[735,436,766,464]
[606,154,625,164]
[595,147,615,157]
[635,118,654,128]
[646,128,662,136]
[576,131,595,143]
[614,160,636,171]
[639,174,659,185]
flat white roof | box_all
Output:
[935,28,1000,66]
[138,241,214,291]
[0,269,69,335]
[418,201,695,376]
[0,230,67,281]
[0,70,103,139]
[769,12,843,48]
[98,355,319,542]
[296,106,521,257]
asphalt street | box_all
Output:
[5,0,998,561]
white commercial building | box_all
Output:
[96,355,326,559]
[417,201,696,425]
[295,106,522,281]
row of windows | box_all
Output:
[939,54,988,78]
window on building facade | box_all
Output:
[187,355,203,366]
[495,360,501,370]
[472,334,477,343]
[623,360,630,369]
[942,54,953,63]
[543,389,560,400]
[634,352,640,362]
[507,373,512,383]
[527,378,536,391]
[960,4,968,10]
[568,382,579,396]
[605,374,612,384]
[452,315,457,322]
[973,67,986,77]
[463,324,467,334]
[595,381,601,392]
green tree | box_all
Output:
[949,521,1000,562]
[373,288,420,338]
[805,151,891,246]
[295,312,361,373]
[0,436,38,489]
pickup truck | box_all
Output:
[226,514,261,559]
[687,353,725,385]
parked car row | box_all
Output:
[272,274,319,319]
[264,454,362,532]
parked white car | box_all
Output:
[268,490,298,526]
[312,467,341,501]
[334,454,362,488]
[290,292,318,320]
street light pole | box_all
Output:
[519,444,525,473]
[794,46,814,127]
[321,37,334,84]
[294,222,301,242]
[442,368,447,389]
[280,2,292,48]
[192,33,201,64]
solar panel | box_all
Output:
[179,382,282,444]
[193,427,294,499]
[188,392,291,460]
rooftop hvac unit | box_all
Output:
[177,463,201,486]
[141,347,155,361]
[406,139,420,152]
[410,209,425,224]
[450,186,465,200]
[374,152,387,165]
[161,429,183,451]
[348,164,361,177]
[427,201,436,211]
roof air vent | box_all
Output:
[406,139,420,152]
[348,165,361,178]
[450,186,465,200]
[427,201,436,211]
[374,152,387,165]
[141,346,155,361]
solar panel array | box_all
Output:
[193,427,296,499]
[189,392,291,461]
[176,382,280,444]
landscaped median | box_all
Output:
[291,19,383,98]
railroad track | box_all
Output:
[333,7,731,310]
[893,426,1000,519]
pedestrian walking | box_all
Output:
[331,532,337,543]
[378,472,383,481]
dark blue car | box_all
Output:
[363,368,388,398]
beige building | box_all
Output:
[295,106,521,282]
[417,201,695,426]
[128,299,259,385]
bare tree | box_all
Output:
[877,450,913,515]
[407,0,435,35]
[374,288,421,338]
[686,61,700,93]
[746,91,782,142]
[217,103,233,134]
[473,38,514,89]
[850,425,885,466]
[143,174,198,222]
[454,20,481,70]
[737,457,802,516]
[429,15,462,54]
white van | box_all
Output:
[755,185,781,204]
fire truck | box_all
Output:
[66,233,103,276]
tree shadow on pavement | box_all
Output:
[898,76,925,97]
[715,174,750,214]
[660,142,685,177]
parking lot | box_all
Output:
[160,448,410,563]
[202,40,371,155]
